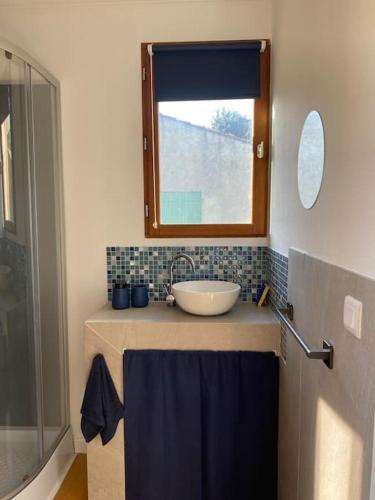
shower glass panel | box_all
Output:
[30,68,67,455]
[0,49,40,497]
[31,69,66,452]
[0,45,68,499]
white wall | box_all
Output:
[0,0,271,449]
[271,1,375,492]
[270,0,375,278]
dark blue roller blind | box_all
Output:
[152,42,262,102]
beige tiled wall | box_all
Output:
[279,249,375,500]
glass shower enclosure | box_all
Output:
[0,42,68,498]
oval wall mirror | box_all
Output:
[297,110,325,209]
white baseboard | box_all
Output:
[74,435,87,454]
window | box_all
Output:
[0,85,16,234]
[141,40,270,237]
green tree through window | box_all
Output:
[211,107,251,141]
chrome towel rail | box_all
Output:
[274,303,334,369]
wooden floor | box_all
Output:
[54,454,88,500]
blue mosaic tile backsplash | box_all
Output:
[0,237,26,291]
[265,247,289,361]
[107,246,268,303]
[265,248,288,308]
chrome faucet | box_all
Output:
[165,253,195,306]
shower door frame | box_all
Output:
[0,37,70,499]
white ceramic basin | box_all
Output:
[172,280,240,316]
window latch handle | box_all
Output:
[256,141,264,159]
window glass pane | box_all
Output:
[1,114,15,225]
[158,99,253,225]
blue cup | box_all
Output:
[131,285,149,308]
[112,283,130,310]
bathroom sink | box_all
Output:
[172,280,240,316]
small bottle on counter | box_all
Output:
[112,283,130,310]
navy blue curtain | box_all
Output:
[152,42,262,102]
[124,350,278,500]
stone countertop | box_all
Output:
[84,301,280,499]
[86,302,278,325]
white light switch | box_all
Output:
[343,295,362,339]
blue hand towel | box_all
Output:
[81,353,124,445]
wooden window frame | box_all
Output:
[141,40,270,238]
